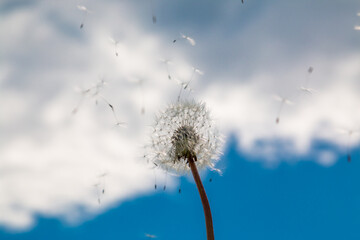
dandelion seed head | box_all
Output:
[172,125,199,160]
[147,100,224,175]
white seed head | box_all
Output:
[147,100,224,174]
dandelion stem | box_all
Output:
[189,156,214,240]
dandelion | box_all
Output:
[147,100,223,240]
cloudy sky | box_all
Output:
[1,0,360,239]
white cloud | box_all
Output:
[201,55,360,159]
[1,0,360,231]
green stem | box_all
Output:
[188,156,214,240]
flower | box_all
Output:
[147,100,223,175]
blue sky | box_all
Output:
[1,0,360,239]
[2,138,360,239]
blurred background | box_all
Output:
[0,0,360,239]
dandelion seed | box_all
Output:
[193,67,204,76]
[98,171,109,195]
[71,87,90,114]
[93,183,101,205]
[146,100,223,240]
[295,66,318,101]
[92,174,108,204]
[185,66,204,90]
[299,87,318,95]
[77,5,90,12]
[355,12,360,30]
[178,178,182,194]
[98,172,109,178]
[174,66,203,102]
[163,171,168,191]
[100,97,127,127]
[72,79,126,127]
[148,162,158,190]
[173,33,196,46]
[175,78,195,102]
[299,66,316,93]
[109,37,120,56]
[337,128,360,162]
[77,5,92,29]
[149,0,157,24]
[134,79,146,115]
[159,58,173,80]
[273,95,294,124]
[71,78,107,113]
[145,233,157,238]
